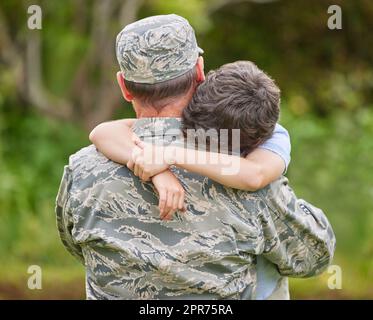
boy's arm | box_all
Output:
[173,123,290,190]
[89,120,184,219]
[133,124,291,191]
[90,120,291,191]
[257,123,291,173]
[170,148,284,191]
[89,119,137,165]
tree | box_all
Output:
[1,0,144,130]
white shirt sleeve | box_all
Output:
[258,123,291,172]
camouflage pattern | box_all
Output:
[116,14,203,84]
[56,118,336,300]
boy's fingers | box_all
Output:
[178,191,185,211]
[158,190,166,216]
[134,163,141,177]
[162,192,174,220]
[134,139,146,149]
[161,208,172,220]
[164,193,179,221]
[172,194,179,215]
[166,191,173,211]
[127,160,134,171]
[164,211,173,221]
[142,174,151,182]
[138,167,145,180]
[132,134,140,143]
[164,205,175,221]
[133,163,138,176]
[141,170,151,181]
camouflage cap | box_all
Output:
[116,14,203,84]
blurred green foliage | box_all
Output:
[0,0,372,299]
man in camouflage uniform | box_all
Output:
[56,14,336,299]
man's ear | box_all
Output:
[196,56,205,83]
[116,71,134,102]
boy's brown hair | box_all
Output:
[182,61,280,156]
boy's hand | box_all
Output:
[151,170,186,220]
[127,140,175,181]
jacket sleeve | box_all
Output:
[55,165,85,264]
[257,177,336,278]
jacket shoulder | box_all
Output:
[68,145,110,170]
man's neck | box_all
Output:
[133,91,193,118]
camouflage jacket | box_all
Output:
[56,118,336,300]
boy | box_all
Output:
[89,61,290,220]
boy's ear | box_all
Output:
[196,56,205,83]
[116,71,134,102]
